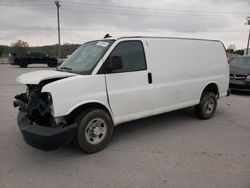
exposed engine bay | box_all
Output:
[14,79,62,126]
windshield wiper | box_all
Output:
[59,67,72,72]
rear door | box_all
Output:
[39,52,47,64]
[103,40,153,124]
[30,52,40,63]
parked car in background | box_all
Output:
[229,56,250,91]
[14,51,58,68]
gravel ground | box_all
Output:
[0,64,249,188]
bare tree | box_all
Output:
[11,40,29,55]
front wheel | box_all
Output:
[19,61,28,68]
[76,109,113,153]
[194,91,217,119]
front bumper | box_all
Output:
[229,79,250,91]
[17,111,77,150]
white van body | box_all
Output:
[18,37,229,125]
[31,37,229,125]
[15,36,229,152]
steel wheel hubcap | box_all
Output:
[85,118,107,145]
[205,98,215,114]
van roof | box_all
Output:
[103,36,222,43]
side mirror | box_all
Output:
[110,56,123,70]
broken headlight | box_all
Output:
[47,93,54,115]
[26,86,29,96]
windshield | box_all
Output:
[230,57,250,67]
[58,40,114,74]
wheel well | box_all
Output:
[202,83,219,98]
[66,102,113,124]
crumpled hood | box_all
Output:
[16,70,77,85]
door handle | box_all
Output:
[148,72,152,84]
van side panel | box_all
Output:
[144,38,229,114]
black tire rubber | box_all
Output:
[19,61,28,68]
[76,109,113,153]
[48,61,57,67]
[195,91,217,119]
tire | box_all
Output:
[76,109,113,153]
[195,91,217,119]
[48,61,57,67]
[19,61,28,68]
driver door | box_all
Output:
[102,40,153,124]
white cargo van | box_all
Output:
[14,36,229,153]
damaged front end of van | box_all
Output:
[13,70,77,150]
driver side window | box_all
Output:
[104,41,147,73]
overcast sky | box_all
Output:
[0,0,250,49]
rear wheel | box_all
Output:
[19,61,28,68]
[75,109,113,153]
[48,61,57,67]
[195,91,217,119]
